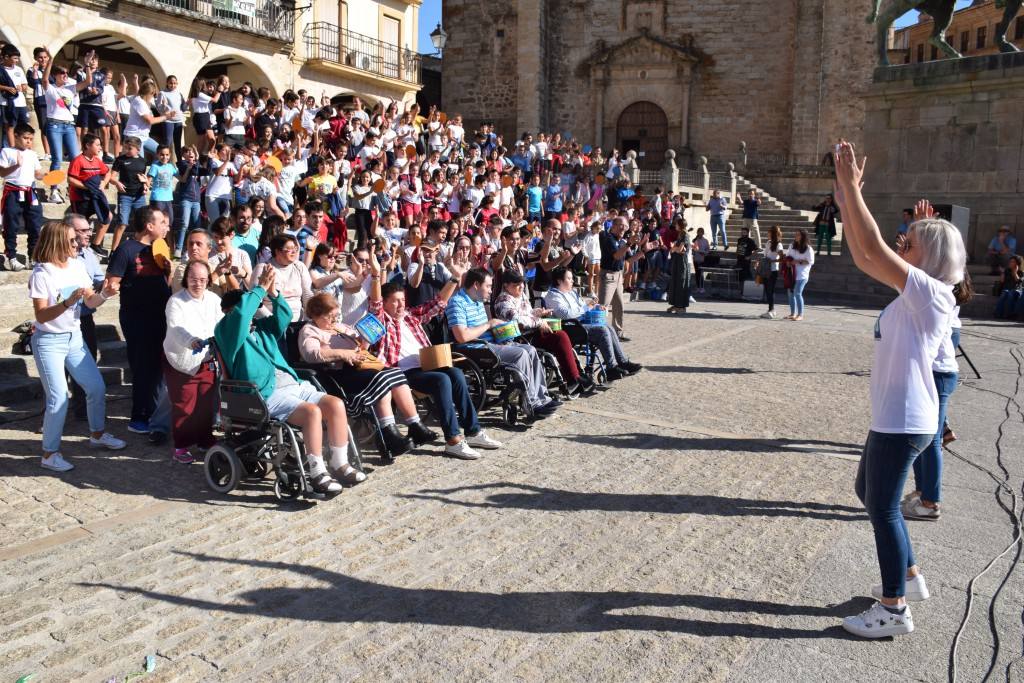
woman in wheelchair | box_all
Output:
[298,293,435,456]
[492,270,594,397]
[215,267,364,495]
[367,257,504,460]
[543,266,642,381]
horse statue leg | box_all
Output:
[925,0,963,58]
[872,0,920,66]
[994,0,1023,53]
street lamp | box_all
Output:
[430,23,447,55]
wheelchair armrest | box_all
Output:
[219,379,261,395]
[294,367,327,392]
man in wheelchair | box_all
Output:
[367,254,504,460]
[446,268,562,418]
[215,267,365,496]
[543,266,642,381]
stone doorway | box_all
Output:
[616,101,668,169]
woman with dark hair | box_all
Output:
[255,214,288,265]
[993,254,1022,318]
[163,259,222,463]
[812,194,840,255]
[251,233,313,323]
[833,141,967,638]
[784,229,814,320]
[666,219,692,314]
[760,225,785,319]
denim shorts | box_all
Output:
[264,380,325,421]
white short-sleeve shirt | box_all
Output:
[28,260,92,334]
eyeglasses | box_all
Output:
[187,277,209,285]
[324,254,337,260]
[353,257,369,265]
[281,247,299,254]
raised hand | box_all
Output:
[913,198,935,222]
[258,265,276,293]
[834,141,865,190]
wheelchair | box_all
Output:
[204,342,362,502]
[561,318,610,389]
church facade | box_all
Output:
[441,0,878,168]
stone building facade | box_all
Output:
[441,0,877,168]
[892,0,1024,65]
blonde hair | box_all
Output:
[138,80,158,100]
[32,220,75,265]
[910,218,966,285]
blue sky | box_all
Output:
[416,0,974,53]
[418,0,442,54]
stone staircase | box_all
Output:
[727,176,841,252]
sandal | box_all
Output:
[334,465,367,485]
[310,472,343,495]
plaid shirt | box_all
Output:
[369,295,447,368]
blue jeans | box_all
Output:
[139,136,158,159]
[994,289,1021,317]
[710,214,727,248]
[855,430,933,598]
[32,328,107,452]
[44,121,80,171]
[117,194,149,227]
[404,366,480,439]
[174,199,201,252]
[276,196,293,216]
[787,278,808,316]
[913,370,958,503]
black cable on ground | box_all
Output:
[946,346,1024,683]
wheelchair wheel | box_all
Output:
[503,399,518,426]
[455,357,487,412]
[205,445,243,494]
[274,474,302,501]
[593,366,607,387]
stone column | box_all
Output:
[679,78,691,150]
[662,149,679,193]
[516,0,546,134]
[699,155,709,197]
[593,73,606,149]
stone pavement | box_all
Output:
[1,299,1023,682]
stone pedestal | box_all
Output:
[861,53,1024,262]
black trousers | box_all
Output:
[121,308,166,423]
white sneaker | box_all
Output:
[760,311,772,319]
[444,440,481,460]
[902,497,941,521]
[871,573,930,602]
[41,453,74,472]
[466,430,503,450]
[48,189,64,204]
[842,601,913,638]
[5,256,25,272]
[90,432,127,450]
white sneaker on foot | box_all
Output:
[871,573,930,602]
[41,453,74,472]
[902,497,941,520]
[842,601,913,638]
[466,430,503,450]
[444,440,481,460]
[5,257,25,272]
[90,432,127,450]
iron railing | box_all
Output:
[678,168,703,187]
[119,0,294,42]
[303,22,422,85]
[714,151,834,170]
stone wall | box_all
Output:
[861,52,1024,262]
[442,0,876,161]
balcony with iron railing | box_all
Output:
[89,0,295,43]
[303,22,422,87]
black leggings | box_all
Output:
[764,271,779,311]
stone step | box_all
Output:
[0,365,126,407]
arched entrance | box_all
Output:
[52,30,167,85]
[192,54,279,100]
[616,101,668,169]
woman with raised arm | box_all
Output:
[832,141,966,639]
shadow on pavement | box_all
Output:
[644,365,870,377]
[547,432,863,457]
[81,552,870,639]
[398,482,867,521]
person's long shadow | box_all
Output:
[546,432,863,457]
[81,552,867,639]
[398,482,866,521]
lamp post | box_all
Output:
[430,23,447,56]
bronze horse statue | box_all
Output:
[868,0,1022,66]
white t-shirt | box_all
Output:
[28,261,92,333]
[5,65,27,107]
[870,266,955,434]
[786,246,815,280]
[122,96,154,141]
[207,159,236,199]
[102,84,117,112]
[45,83,77,123]
[397,320,425,370]
[0,147,40,187]
[340,276,372,326]
[224,105,248,135]
[764,242,785,271]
